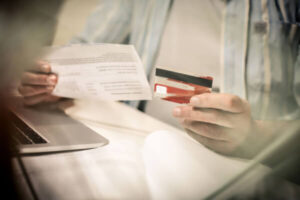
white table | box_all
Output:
[14,100,266,200]
[14,100,183,200]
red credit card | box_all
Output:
[154,67,213,104]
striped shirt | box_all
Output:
[71,0,300,120]
[223,0,300,120]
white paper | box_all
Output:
[44,43,152,101]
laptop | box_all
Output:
[8,98,108,154]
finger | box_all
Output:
[32,61,51,73]
[18,85,54,97]
[44,95,60,103]
[181,120,230,141]
[21,72,57,86]
[189,93,248,113]
[173,106,234,128]
[186,129,236,155]
[23,94,51,106]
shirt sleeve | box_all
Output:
[293,45,300,106]
[291,1,300,119]
[276,0,300,120]
[70,0,133,44]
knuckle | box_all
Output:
[18,86,25,95]
[227,96,241,109]
[226,97,235,108]
[38,75,48,83]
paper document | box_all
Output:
[44,44,152,101]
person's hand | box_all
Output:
[18,61,60,106]
[172,93,258,156]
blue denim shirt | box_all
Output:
[223,0,300,120]
[71,0,300,120]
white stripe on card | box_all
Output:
[156,85,167,94]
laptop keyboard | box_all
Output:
[10,112,48,145]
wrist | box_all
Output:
[233,120,288,158]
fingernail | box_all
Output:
[47,75,57,85]
[42,64,50,72]
[173,107,182,117]
[190,96,199,104]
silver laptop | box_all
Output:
[9,98,108,154]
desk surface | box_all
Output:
[15,100,185,200]
[15,100,266,200]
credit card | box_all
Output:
[154,67,213,104]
